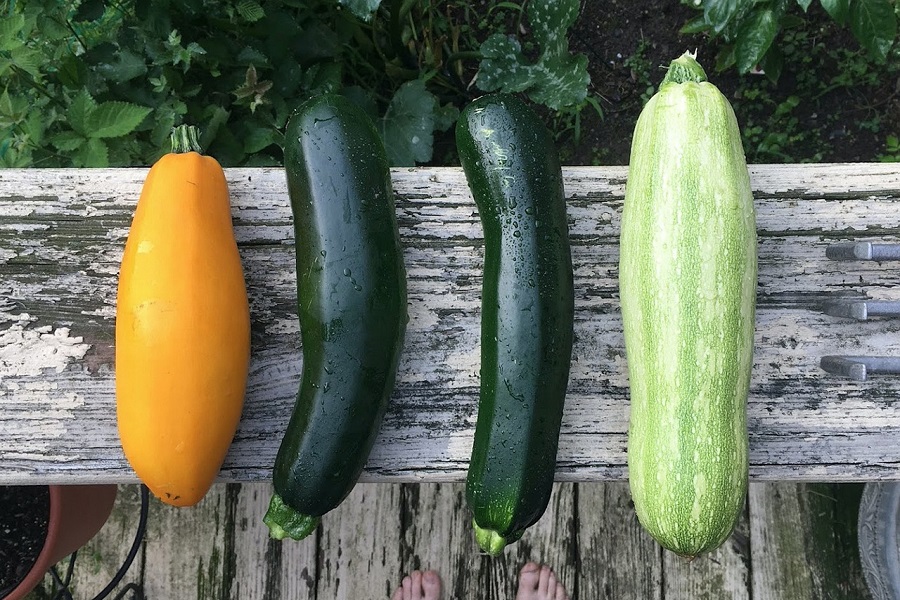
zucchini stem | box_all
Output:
[263,493,321,541]
[170,125,203,155]
[661,51,708,86]
[473,521,508,556]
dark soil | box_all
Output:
[564,0,900,165]
[0,486,50,597]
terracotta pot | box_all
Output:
[3,484,118,600]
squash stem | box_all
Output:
[263,493,321,541]
[473,521,508,556]
[661,51,708,86]
[170,125,203,155]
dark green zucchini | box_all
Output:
[264,94,407,541]
[457,94,574,556]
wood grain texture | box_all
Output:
[576,482,662,600]
[749,482,870,600]
[27,481,873,600]
[2,164,900,484]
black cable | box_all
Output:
[47,485,149,600]
[89,485,149,600]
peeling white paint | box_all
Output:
[0,317,91,378]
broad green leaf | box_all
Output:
[199,105,231,151]
[339,0,382,22]
[796,0,814,11]
[0,14,26,52]
[51,131,86,152]
[435,102,460,132]
[96,50,147,83]
[236,0,266,22]
[715,43,737,71]
[820,0,850,24]
[380,79,437,167]
[68,89,97,136]
[478,35,535,93]
[705,0,749,32]
[528,0,580,56]
[761,44,784,82]
[243,125,279,154]
[88,102,152,138]
[850,0,897,62]
[476,0,590,110]
[71,137,109,167]
[10,46,42,78]
[527,54,590,110]
[680,16,712,34]
[736,7,781,73]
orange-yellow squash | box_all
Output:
[116,125,250,507]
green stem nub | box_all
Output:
[474,521,508,557]
[661,51,708,86]
[263,493,321,541]
[170,124,203,155]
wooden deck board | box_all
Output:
[28,481,871,599]
[3,164,900,484]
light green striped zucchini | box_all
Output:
[619,52,757,558]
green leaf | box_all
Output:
[68,90,98,137]
[760,44,784,82]
[73,138,109,167]
[0,14,26,52]
[380,79,437,167]
[51,131,86,152]
[236,0,266,22]
[96,50,147,83]
[478,35,535,93]
[88,102,152,138]
[796,0,814,11]
[338,0,382,21]
[476,0,590,110]
[715,44,737,71]
[680,16,712,34]
[850,0,897,62]
[243,125,280,154]
[705,0,749,33]
[735,7,781,73]
[821,0,850,23]
[10,46,42,78]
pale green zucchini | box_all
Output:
[619,52,757,558]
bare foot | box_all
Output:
[515,562,568,600]
[390,570,442,600]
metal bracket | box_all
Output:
[826,242,900,261]
[821,241,900,379]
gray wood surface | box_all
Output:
[27,481,871,600]
[2,164,900,484]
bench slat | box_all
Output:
[1,164,899,484]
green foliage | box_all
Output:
[731,19,900,163]
[476,0,590,110]
[683,0,898,78]
[1,0,590,168]
[878,135,900,161]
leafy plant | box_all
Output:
[0,0,593,169]
[878,135,900,161]
[475,0,591,110]
[682,0,898,79]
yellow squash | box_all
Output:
[116,125,250,507]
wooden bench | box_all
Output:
[2,163,900,486]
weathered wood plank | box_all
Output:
[315,483,403,600]
[749,482,869,600]
[662,505,751,600]
[2,165,900,484]
[398,482,576,599]
[576,481,663,600]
